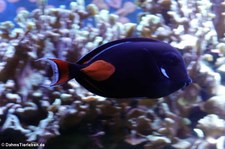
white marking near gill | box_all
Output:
[160,67,170,79]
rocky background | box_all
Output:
[0,0,225,149]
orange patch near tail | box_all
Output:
[50,59,70,85]
[81,60,115,81]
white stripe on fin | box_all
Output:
[36,58,59,86]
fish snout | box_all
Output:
[181,78,192,90]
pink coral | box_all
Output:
[92,0,108,10]
[116,2,136,16]
[106,0,122,9]
[0,0,6,13]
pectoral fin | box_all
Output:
[81,60,115,81]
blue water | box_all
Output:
[0,0,87,22]
[0,0,139,24]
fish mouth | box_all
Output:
[181,78,192,90]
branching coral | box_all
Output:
[1,0,225,149]
[0,0,136,98]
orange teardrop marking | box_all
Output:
[81,60,115,81]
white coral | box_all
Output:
[197,114,225,138]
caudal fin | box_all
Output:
[37,58,73,86]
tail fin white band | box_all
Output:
[36,58,59,86]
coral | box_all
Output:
[171,139,191,149]
[107,0,122,9]
[0,0,6,13]
[212,0,225,39]
[144,135,171,149]
[197,114,225,138]
[201,95,225,119]
[1,0,225,149]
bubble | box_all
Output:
[0,0,6,13]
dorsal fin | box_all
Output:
[77,38,158,64]
[81,60,115,81]
[77,41,128,64]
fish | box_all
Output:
[38,38,192,98]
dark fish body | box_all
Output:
[39,38,191,98]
